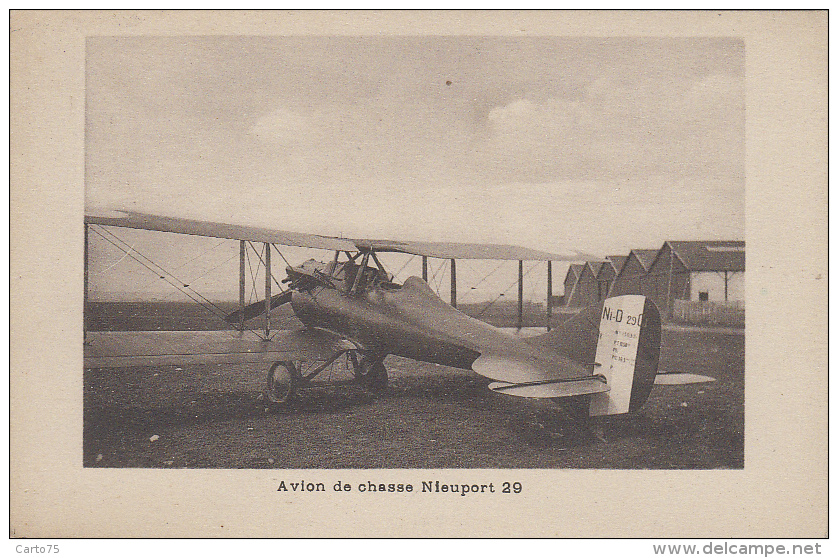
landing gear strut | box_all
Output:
[263,350,388,408]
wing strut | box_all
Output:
[546,261,553,331]
[517,260,523,330]
[450,259,457,308]
[350,251,371,294]
[238,240,246,331]
[265,242,271,338]
[84,223,89,343]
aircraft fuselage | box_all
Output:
[290,275,538,370]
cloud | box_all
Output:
[243,97,475,190]
[249,107,317,146]
[679,74,744,117]
[470,70,744,182]
[488,99,539,130]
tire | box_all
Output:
[357,356,388,392]
[266,361,297,405]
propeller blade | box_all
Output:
[225,290,293,324]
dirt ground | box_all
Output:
[83,327,744,469]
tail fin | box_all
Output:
[527,295,661,415]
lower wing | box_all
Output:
[84,328,355,368]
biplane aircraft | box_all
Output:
[84,210,713,419]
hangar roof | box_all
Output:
[564,263,584,283]
[606,255,627,274]
[632,249,660,271]
[667,241,745,271]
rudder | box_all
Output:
[527,295,661,415]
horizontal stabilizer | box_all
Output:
[488,377,609,399]
[654,372,716,385]
[471,353,590,384]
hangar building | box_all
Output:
[560,242,745,322]
[643,240,745,317]
[608,249,659,299]
[596,255,626,302]
[560,263,584,307]
[565,262,604,307]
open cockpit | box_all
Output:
[285,250,402,296]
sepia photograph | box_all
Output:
[82,34,745,470]
[11,10,826,538]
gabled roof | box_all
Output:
[607,255,627,274]
[564,263,584,283]
[586,261,603,276]
[667,241,745,271]
[632,249,660,271]
[595,260,617,280]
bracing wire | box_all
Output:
[91,227,229,321]
[130,236,230,294]
[92,240,137,275]
[526,262,544,325]
[429,258,447,295]
[466,260,506,293]
[186,252,239,286]
[169,238,228,272]
[248,244,284,290]
[450,259,473,303]
[245,242,259,305]
[93,226,228,311]
[476,261,542,318]
[392,255,416,281]
[270,244,292,269]
[91,226,268,341]
[527,261,542,301]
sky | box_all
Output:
[85,36,745,302]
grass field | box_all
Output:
[83,304,745,469]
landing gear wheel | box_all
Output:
[266,361,298,405]
[356,356,388,392]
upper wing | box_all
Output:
[353,239,598,261]
[85,210,357,252]
[86,209,596,261]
